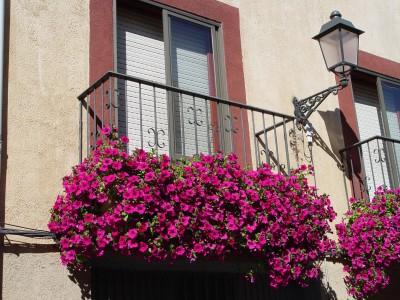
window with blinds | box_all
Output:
[169,15,215,156]
[117,8,168,154]
[353,80,389,192]
[352,76,400,194]
[116,4,219,157]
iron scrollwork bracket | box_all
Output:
[373,147,386,163]
[187,107,204,126]
[148,128,166,149]
[224,115,239,134]
[293,77,348,129]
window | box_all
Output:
[352,72,400,192]
[116,2,224,157]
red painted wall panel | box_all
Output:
[358,51,400,79]
[90,0,251,165]
[90,0,114,84]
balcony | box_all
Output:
[340,135,400,200]
[78,72,297,174]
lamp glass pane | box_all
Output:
[341,29,359,65]
[318,29,342,70]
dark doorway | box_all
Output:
[92,266,323,300]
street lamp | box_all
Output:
[293,11,364,126]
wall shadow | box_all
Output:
[2,241,91,300]
[318,108,367,199]
[305,119,344,171]
[68,268,91,300]
[0,242,57,254]
[318,108,361,175]
[317,109,347,159]
[319,280,338,300]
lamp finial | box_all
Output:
[330,10,342,19]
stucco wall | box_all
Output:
[2,0,89,299]
[235,0,400,299]
[1,0,399,299]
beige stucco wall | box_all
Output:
[235,0,400,299]
[1,0,399,299]
[3,0,89,299]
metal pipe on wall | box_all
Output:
[0,0,5,177]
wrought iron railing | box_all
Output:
[78,71,297,173]
[340,135,400,200]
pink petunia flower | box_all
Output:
[167,225,178,238]
[134,204,146,215]
[120,136,129,144]
[103,174,116,185]
[127,229,138,239]
[193,243,203,253]
[175,246,185,256]
[138,222,148,233]
[101,126,111,135]
[139,242,148,253]
[144,171,155,182]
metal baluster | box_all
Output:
[124,80,128,152]
[108,79,112,128]
[349,154,357,199]
[79,99,82,163]
[340,151,350,207]
[262,112,270,164]
[114,77,118,133]
[192,95,199,155]
[218,101,225,153]
[86,94,90,157]
[307,138,317,186]
[272,115,280,172]
[384,139,394,188]
[205,98,211,154]
[228,105,234,154]
[139,82,143,149]
[93,89,97,142]
[392,141,400,186]
[282,117,290,171]
[240,109,247,166]
[101,82,104,131]
[251,110,260,167]
[378,139,387,189]
[180,93,185,156]
[293,120,299,168]
[366,141,376,190]
[357,146,368,199]
[153,85,158,153]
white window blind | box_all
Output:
[353,81,389,193]
[117,9,169,154]
[170,16,215,156]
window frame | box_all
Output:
[376,77,400,138]
[162,9,228,157]
[351,70,400,191]
[116,0,230,158]
[118,0,228,99]
[376,77,400,187]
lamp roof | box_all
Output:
[313,10,364,40]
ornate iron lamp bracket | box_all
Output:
[293,77,348,129]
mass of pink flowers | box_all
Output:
[49,127,336,288]
[336,188,400,299]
